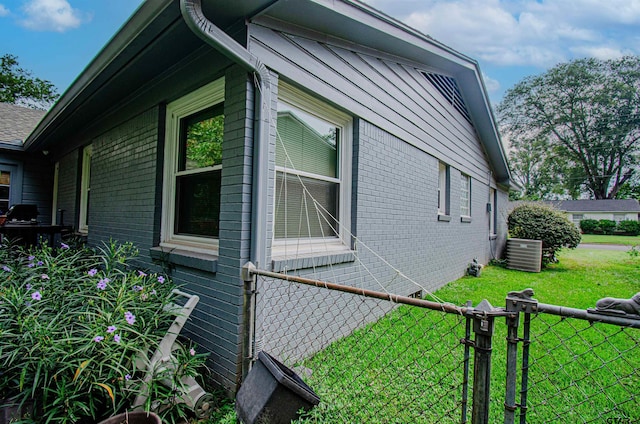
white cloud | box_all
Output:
[380,0,640,68]
[20,0,87,32]
[0,4,9,17]
[481,72,500,94]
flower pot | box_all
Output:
[96,411,161,424]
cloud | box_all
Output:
[19,0,87,32]
[0,4,9,17]
[379,0,640,69]
[481,72,500,94]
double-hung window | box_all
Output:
[162,79,224,252]
[489,188,496,236]
[460,173,471,219]
[437,161,450,218]
[274,82,352,256]
[79,145,92,233]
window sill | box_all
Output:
[461,216,472,223]
[272,250,356,272]
[489,234,497,241]
[150,246,218,273]
[437,214,451,222]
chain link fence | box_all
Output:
[244,265,640,424]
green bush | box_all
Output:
[0,240,208,423]
[598,219,617,235]
[616,220,640,236]
[579,219,599,234]
[508,203,581,265]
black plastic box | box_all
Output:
[236,351,320,424]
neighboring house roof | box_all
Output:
[0,103,46,150]
[23,0,512,186]
[547,199,640,213]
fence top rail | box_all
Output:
[246,264,473,316]
[536,302,640,329]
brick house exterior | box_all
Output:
[23,0,514,393]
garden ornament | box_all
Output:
[467,258,483,277]
[595,292,640,316]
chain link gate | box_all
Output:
[241,263,640,423]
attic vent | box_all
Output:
[421,72,473,125]
[506,238,542,273]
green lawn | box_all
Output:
[204,248,640,423]
[580,233,640,246]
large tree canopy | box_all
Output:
[0,54,58,109]
[498,56,640,199]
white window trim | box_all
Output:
[78,145,92,233]
[489,188,496,236]
[52,162,59,225]
[161,78,225,253]
[272,82,353,259]
[438,161,449,216]
[460,173,471,218]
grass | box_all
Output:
[203,248,640,423]
[580,233,640,246]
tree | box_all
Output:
[508,203,581,265]
[498,56,640,199]
[0,54,59,109]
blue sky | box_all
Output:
[2,0,639,105]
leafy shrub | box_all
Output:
[0,240,207,423]
[616,220,640,236]
[579,219,599,234]
[508,203,581,265]
[598,219,617,235]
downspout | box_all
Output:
[180,0,271,377]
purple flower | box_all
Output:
[132,285,143,292]
[2,265,11,272]
[189,348,196,356]
[125,374,132,381]
[31,291,42,301]
[60,242,69,249]
[41,274,50,280]
[25,283,32,290]
[24,301,32,307]
[37,261,43,266]
[151,289,157,296]
[137,270,147,277]
[107,325,117,334]
[141,293,148,301]
[124,311,136,325]
[88,268,98,277]
[157,276,165,284]
[27,263,35,268]
[93,335,104,342]
[113,334,121,343]
[28,255,35,261]
[97,279,107,290]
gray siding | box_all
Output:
[0,153,53,223]
[248,22,491,184]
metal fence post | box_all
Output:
[472,299,497,424]
[504,289,538,424]
[241,262,257,381]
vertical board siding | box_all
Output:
[22,159,53,224]
[248,23,491,183]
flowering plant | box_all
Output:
[0,239,207,423]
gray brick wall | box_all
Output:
[56,149,79,228]
[89,108,159,261]
[258,118,507,362]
